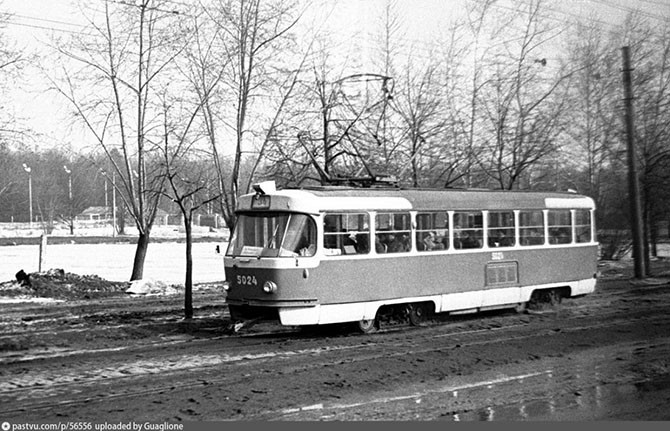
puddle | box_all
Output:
[444,365,670,421]
[272,344,670,421]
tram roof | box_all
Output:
[238,185,595,213]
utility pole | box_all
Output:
[621,46,647,279]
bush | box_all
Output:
[598,230,631,260]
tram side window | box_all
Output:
[548,210,572,244]
[416,212,449,251]
[453,211,483,249]
[375,212,411,253]
[488,211,515,247]
[280,214,317,257]
[519,210,545,246]
[575,210,592,243]
[323,213,370,255]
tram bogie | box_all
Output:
[528,286,571,310]
[223,182,598,332]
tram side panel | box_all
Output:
[514,245,598,295]
[225,245,598,325]
[312,254,484,304]
[313,246,596,300]
[300,245,597,322]
[480,245,598,306]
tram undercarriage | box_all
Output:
[225,285,577,335]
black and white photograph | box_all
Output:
[1,0,670,424]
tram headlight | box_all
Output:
[223,281,230,291]
[262,281,278,294]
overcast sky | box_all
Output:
[2,0,669,151]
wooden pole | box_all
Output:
[621,46,647,279]
[38,234,47,273]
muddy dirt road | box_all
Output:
[1,261,670,422]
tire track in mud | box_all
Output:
[1,302,669,419]
[0,292,228,359]
[1,277,669,420]
[0,293,226,331]
[261,339,670,420]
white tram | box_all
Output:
[223,181,598,332]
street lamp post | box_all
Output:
[63,165,72,201]
[22,164,33,228]
[64,166,73,235]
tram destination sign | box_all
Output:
[252,194,271,209]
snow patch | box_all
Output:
[126,278,180,296]
[0,296,64,304]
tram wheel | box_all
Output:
[529,289,562,310]
[546,290,562,306]
[357,318,379,334]
[407,303,430,326]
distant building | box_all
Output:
[76,206,112,222]
[75,206,223,228]
[154,208,170,226]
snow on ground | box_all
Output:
[0,241,227,284]
[0,296,64,303]
[0,224,214,239]
[126,278,182,296]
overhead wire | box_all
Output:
[584,0,670,21]
[3,0,664,54]
[2,0,189,37]
[3,0,667,86]
[4,16,94,36]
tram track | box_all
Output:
[2,282,667,367]
[2,294,669,419]
[1,270,669,421]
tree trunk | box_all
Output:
[130,232,150,281]
[642,200,651,272]
[184,218,193,319]
[118,212,126,235]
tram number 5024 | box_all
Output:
[236,275,258,286]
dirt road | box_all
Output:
[1,260,670,421]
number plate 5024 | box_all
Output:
[236,275,258,286]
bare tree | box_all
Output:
[562,19,622,208]
[260,4,403,188]
[475,0,570,190]
[199,0,302,231]
[287,42,365,183]
[0,143,14,199]
[0,5,21,75]
[0,5,25,140]
[369,0,403,174]
[391,61,449,187]
[457,0,505,187]
[50,0,188,280]
[158,94,219,319]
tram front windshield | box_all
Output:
[226,212,317,257]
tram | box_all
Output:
[223,181,598,332]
